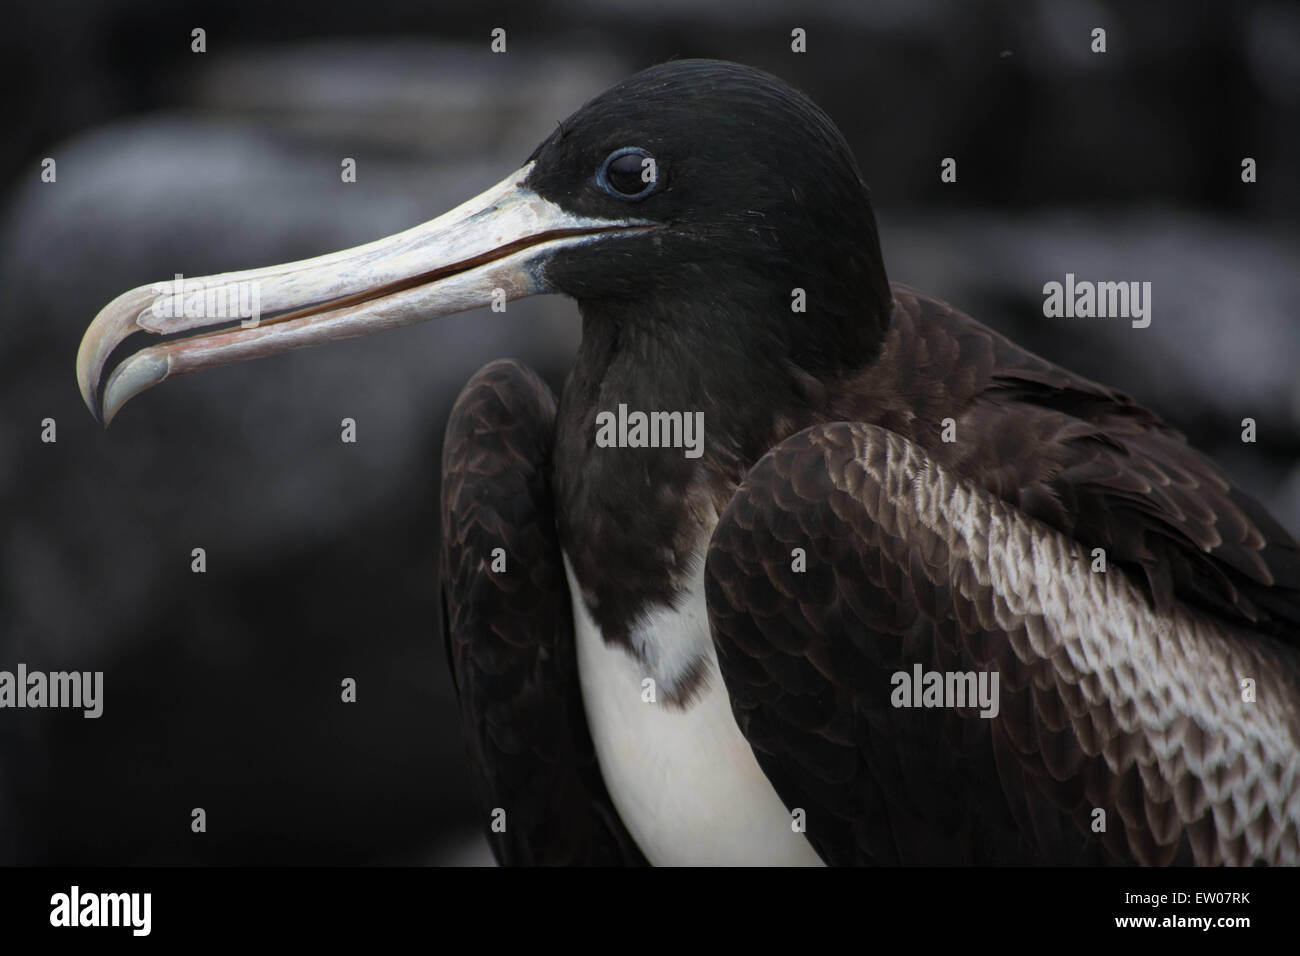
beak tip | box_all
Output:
[76,366,107,426]
[76,374,104,426]
[99,350,170,426]
[77,285,157,426]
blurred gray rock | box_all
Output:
[0,41,622,865]
[883,208,1300,531]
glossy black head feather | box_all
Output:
[525,59,892,379]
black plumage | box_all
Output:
[442,62,1300,863]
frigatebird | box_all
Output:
[77,59,1300,866]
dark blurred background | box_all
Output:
[1,0,1297,865]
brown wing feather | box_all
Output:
[440,359,646,865]
[706,422,1300,865]
[831,285,1300,637]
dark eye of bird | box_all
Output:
[597,147,658,200]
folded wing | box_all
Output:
[705,422,1300,865]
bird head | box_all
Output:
[78,59,890,424]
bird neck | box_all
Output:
[552,288,888,656]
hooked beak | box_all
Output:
[77,162,652,424]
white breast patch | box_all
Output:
[563,552,825,866]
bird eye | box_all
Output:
[596,147,658,200]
